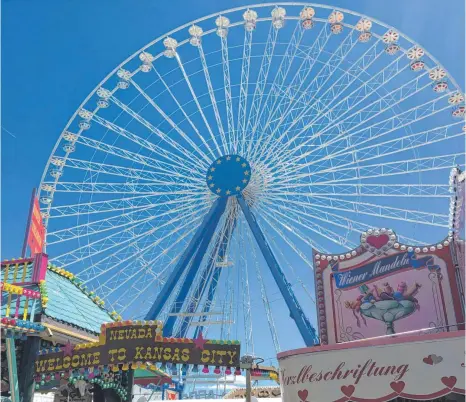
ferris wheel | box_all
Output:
[38,3,465,357]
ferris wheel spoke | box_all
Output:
[267,54,414,165]
[245,23,278,158]
[90,104,204,174]
[219,34,236,153]
[245,227,281,353]
[308,195,449,227]
[106,225,198,304]
[278,128,464,183]
[47,201,175,245]
[237,219,254,353]
[174,53,224,157]
[313,70,432,141]
[266,224,317,305]
[299,40,385,131]
[196,43,228,154]
[307,52,408,130]
[104,97,208,173]
[249,20,305,158]
[262,198,359,249]
[273,73,437,169]
[49,181,203,194]
[76,135,201,183]
[258,203,329,257]
[63,157,203,184]
[151,64,226,159]
[262,201,356,249]
[272,183,451,197]
[276,124,463,182]
[277,93,455,175]
[47,193,185,217]
[237,29,253,157]
[310,153,465,184]
[128,77,216,162]
[255,22,332,149]
[78,204,208,283]
[49,199,201,260]
[257,25,359,162]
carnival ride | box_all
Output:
[37,3,465,361]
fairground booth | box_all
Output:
[278,168,466,402]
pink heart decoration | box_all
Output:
[341,385,355,397]
[441,376,457,388]
[423,355,433,365]
[390,381,405,393]
[366,234,390,249]
[298,389,308,401]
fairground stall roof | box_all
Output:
[1,256,117,336]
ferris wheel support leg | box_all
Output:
[164,207,227,337]
[145,197,228,321]
[177,220,237,338]
[237,195,319,346]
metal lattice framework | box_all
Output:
[38,3,465,357]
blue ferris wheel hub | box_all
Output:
[206,155,251,197]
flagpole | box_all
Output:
[21,188,36,258]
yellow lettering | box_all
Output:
[227,351,237,365]
[108,349,118,363]
[215,350,226,364]
[63,356,71,369]
[109,330,118,341]
[171,348,180,362]
[93,352,101,365]
[71,355,80,368]
[47,359,55,371]
[55,357,63,371]
[134,347,144,360]
[144,347,153,360]
[181,349,190,362]
[201,350,210,363]
[138,328,146,339]
[163,348,172,361]
[117,348,126,362]
[145,328,152,339]
[152,347,163,361]
[118,330,124,340]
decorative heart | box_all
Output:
[431,354,443,364]
[298,389,308,401]
[366,234,390,249]
[423,355,434,365]
[390,381,405,393]
[341,385,355,397]
[441,376,457,388]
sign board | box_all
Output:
[224,387,282,399]
[35,322,240,374]
[313,228,464,344]
[278,331,465,402]
[27,196,45,255]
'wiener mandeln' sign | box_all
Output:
[35,322,240,374]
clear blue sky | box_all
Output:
[2,0,465,360]
[2,0,464,257]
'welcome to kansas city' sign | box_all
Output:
[35,321,240,374]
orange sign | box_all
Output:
[28,197,45,255]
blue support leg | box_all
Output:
[177,220,236,338]
[237,195,319,346]
[163,204,227,336]
[145,197,228,321]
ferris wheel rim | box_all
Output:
[38,2,463,210]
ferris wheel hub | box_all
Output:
[206,155,251,197]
